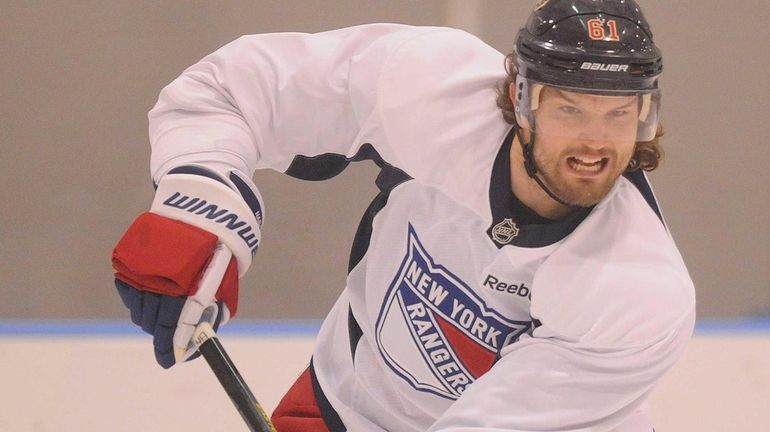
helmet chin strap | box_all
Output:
[515,125,576,208]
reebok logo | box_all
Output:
[483,274,531,299]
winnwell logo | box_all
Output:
[163,192,259,254]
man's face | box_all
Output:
[529,87,638,207]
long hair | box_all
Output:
[496,53,664,172]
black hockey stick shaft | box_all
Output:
[193,322,277,432]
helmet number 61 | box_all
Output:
[587,18,620,41]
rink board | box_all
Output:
[0,320,768,431]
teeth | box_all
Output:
[568,157,605,173]
[574,157,602,165]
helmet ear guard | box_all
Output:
[635,91,661,141]
[513,74,530,130]
[513,74,543,131]
[639,93,652,123]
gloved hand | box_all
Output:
[112,165,264,368]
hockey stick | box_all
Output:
[192,320,277,432]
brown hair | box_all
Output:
[496,53,664,172]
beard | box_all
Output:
[533,142,632,207]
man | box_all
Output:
[112,1,695,430]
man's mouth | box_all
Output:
[567,156,608,174]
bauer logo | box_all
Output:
[375,225,530,400]
[580,62,629,72]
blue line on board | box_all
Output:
[0,320,321,337]
[0,318,767,336]
[693,317,770,334]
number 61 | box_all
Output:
[587,18,620,41]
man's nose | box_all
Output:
[576,115,610,145]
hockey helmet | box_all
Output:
[514,0,662,141]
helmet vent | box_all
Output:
[519,42,581,73]
[630,59,663,77]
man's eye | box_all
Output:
[608,109,630,118]
[559,106,580,114]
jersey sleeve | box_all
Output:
[147,24,440,181]
[427,259,695,431]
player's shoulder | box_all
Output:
[532,174,695,348]
[584,172,694,301]
[533,252,695,350]
[345,23,504,110]
[327,23,495,54]
[588,171,672,243]
[352,25,507,193]
[380,25,503,71]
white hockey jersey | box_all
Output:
[148,24,696,432]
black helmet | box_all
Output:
[513,0,662,142]
[515,0,662,92]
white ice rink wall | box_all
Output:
[1,320,768,432]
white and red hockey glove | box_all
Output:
[112,165,264,368]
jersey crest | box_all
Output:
[375,224,530,399]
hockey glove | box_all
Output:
[112,165,264,368]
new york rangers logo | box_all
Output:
[375,225,530,400]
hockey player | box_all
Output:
[112,1,695,430]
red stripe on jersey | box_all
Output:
[434,314,496,379]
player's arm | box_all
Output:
[112,24,433,368]
[147,23,435,180]
[427,266,695,431]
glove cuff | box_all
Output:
[150,165,264,276]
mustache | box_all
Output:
[560,146,616,159]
